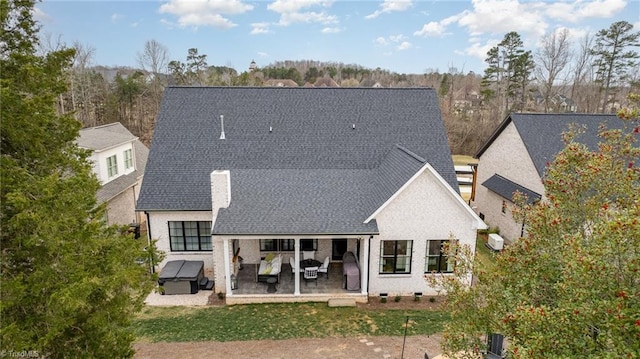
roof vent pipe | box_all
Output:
[219,115,226,140]
[352,124,356,129]
[269,126,273,132]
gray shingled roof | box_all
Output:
[482,174,541,204]
[476,113,624,178]
[213,145,427,235]
[78,122,137,151]
[138,87,456,234]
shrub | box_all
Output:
[394,295,402,302]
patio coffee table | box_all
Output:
[266,277,278,293]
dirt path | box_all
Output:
[134,334,442,359]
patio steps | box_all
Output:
[327,298,357,307]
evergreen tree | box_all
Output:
[1,1,156,357]
[481,32,534,116]
[591,21,640,113]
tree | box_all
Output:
[186,47,208,85]
[591,21,640,113]
[430,95,640,358]
[137,39,169,114]
[1,1,156,357]
[481,32,533,117]
[535,28,572,112]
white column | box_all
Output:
[223,237,232,296]
[361,236,369,295]
[294,238,300,295]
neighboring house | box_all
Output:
[473,113,622,242]
[137,87,485,304]
[78,123,148,227]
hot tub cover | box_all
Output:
[159,260,204,281]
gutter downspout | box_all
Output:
[144,211,154,274]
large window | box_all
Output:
[124,149,133,169]
[169,221,212,251]
[425,240,455,273]
[259,239,317,252]
[107,155,118,177]
[379,240,412,274]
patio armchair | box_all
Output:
[303,266,319,286]
[302,250,315,260]
[318,256,330,279]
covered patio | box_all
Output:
[233,262,348,295]
[213,236,372,304]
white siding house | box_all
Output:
[78,123,148,226]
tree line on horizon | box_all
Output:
[47,21,639,155]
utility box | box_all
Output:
[488,233,504,251]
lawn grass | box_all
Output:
[133,303,449,343]
[475,234,496,272]
[451,155,478,166]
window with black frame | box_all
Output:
[379,240,412,274]
[168,221,211,251]
[425,239,455,273]
[259,239,317,252]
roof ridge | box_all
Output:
[395,144,426,163]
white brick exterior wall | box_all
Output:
[368,167,480,296]
[150,167,483,297]
[473,122,545,242]
[147,211,214,276]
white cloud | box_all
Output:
[414,21,446,37]
[257,51,269,57]
[267,0,337,26]
[159,0,253,29]
[321,27,342,34]
[268,0,333,13]
[375,37,388,45]
[366,0,413,19]
[111,13,124,22]
[456,0,548,37]
[389,34,405,42]
[32,7,52,23]
[251,22,271,35]
[634,20,640,31]
[463,38,500,62]
[545,0,627,22]
[397,41,412,50]
[131,21,139,28]
[277,11,337,26]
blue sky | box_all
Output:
[35,0,640,75]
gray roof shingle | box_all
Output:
[212,144,428,235]
[138,87,456,215]
[476,113,624,178]
[482,174,541,204]
[78,122,137,151]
